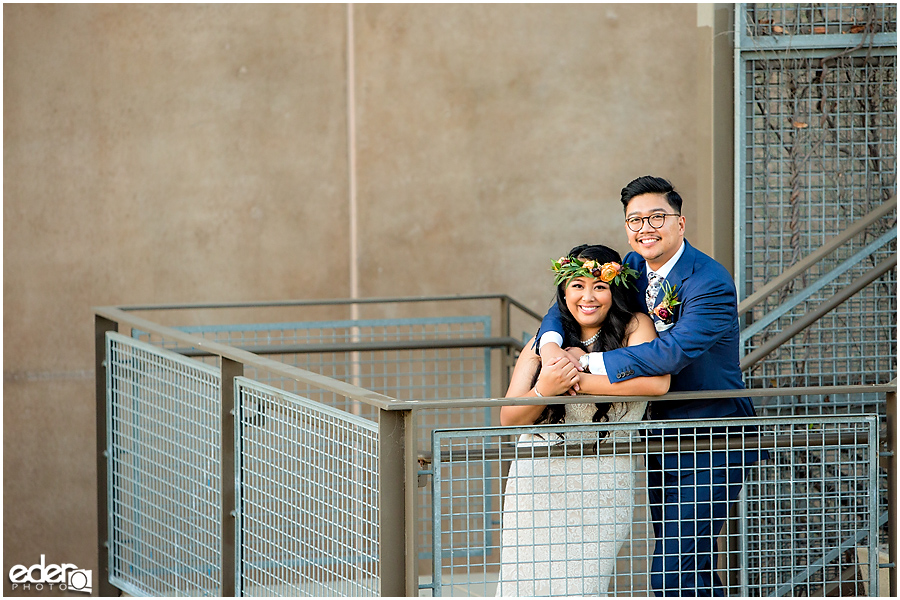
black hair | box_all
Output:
[620,175,682,214]
[533,244,641,429]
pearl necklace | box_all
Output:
[581,331,600,346]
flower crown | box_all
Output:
[551,255,639,288]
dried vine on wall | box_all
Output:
[743,3,896,387]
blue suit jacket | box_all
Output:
[538,240,757,422]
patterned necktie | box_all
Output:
[646,271,662,310]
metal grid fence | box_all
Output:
[134,317,496,566]
[736,3,897,389]
[744,3,897,36]
[135,316,491,410]
[99,302,894,597]
[106,332,222,597]
[235,378,379,597]
[429,414,879,597]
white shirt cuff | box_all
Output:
[587,352,607,376]
[538,331,564,351]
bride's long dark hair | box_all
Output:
[533,244,641,426]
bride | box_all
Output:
[496,244,669,596]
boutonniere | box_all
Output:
[652,282,681,324]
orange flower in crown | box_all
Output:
[599,262,620,283]
[550,256,638,288]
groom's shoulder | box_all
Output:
[684,242,737,288]
[622,251,644,269]
[688,243,729,272]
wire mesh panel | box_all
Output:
[106,332,222,597]
[736,3,897,389]
[742,418,880,596]
[751,390,891,555]
[134,317,495,567]
[235,378,379,597]
[429,415,878,597]
[743,3,897,36]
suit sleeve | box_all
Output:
[603,274,737,380]
[532,302,565,354]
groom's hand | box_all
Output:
[565,347,587,360]
[540,343,582,392]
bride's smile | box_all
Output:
[565,276,611,333]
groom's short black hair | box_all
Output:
[620,175,683,214]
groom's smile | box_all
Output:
[624,193,686,271]
[636,233,662,247]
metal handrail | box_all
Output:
[95,305,398,409]
[739,228,897,343]
[428,409,890,596]
[421,429,870,464]
[95,299,538,411]
[97,304,894,412]
[113,293,545,322]
[740,255,897,370]
[395,383,896,411]
[172,336,526,357]
[738,196,895,317]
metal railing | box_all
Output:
[738,197,897,374]
[105,333,223,595]
[95,297,896,596]
[95,295,537,597]
[429,414,879,596]
[124,296,541,571]
[234,377,380,596]
[735,3,897,389]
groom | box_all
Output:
[536,175,762,596]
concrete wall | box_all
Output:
[4,4,726,594]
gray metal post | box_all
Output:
[499,296,512,395]
[887,388,897,597]
[379,407,418,596]
[95,315,119,597]
[221,358,243,597]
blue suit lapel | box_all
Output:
[658,241,697,319]
[662,240,697,290]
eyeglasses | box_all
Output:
[625,213,680,232]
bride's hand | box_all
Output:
[536,356,580,397]
[540,343,582,391]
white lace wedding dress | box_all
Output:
[495,400,646,596]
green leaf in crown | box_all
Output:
[551,255,639,289]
